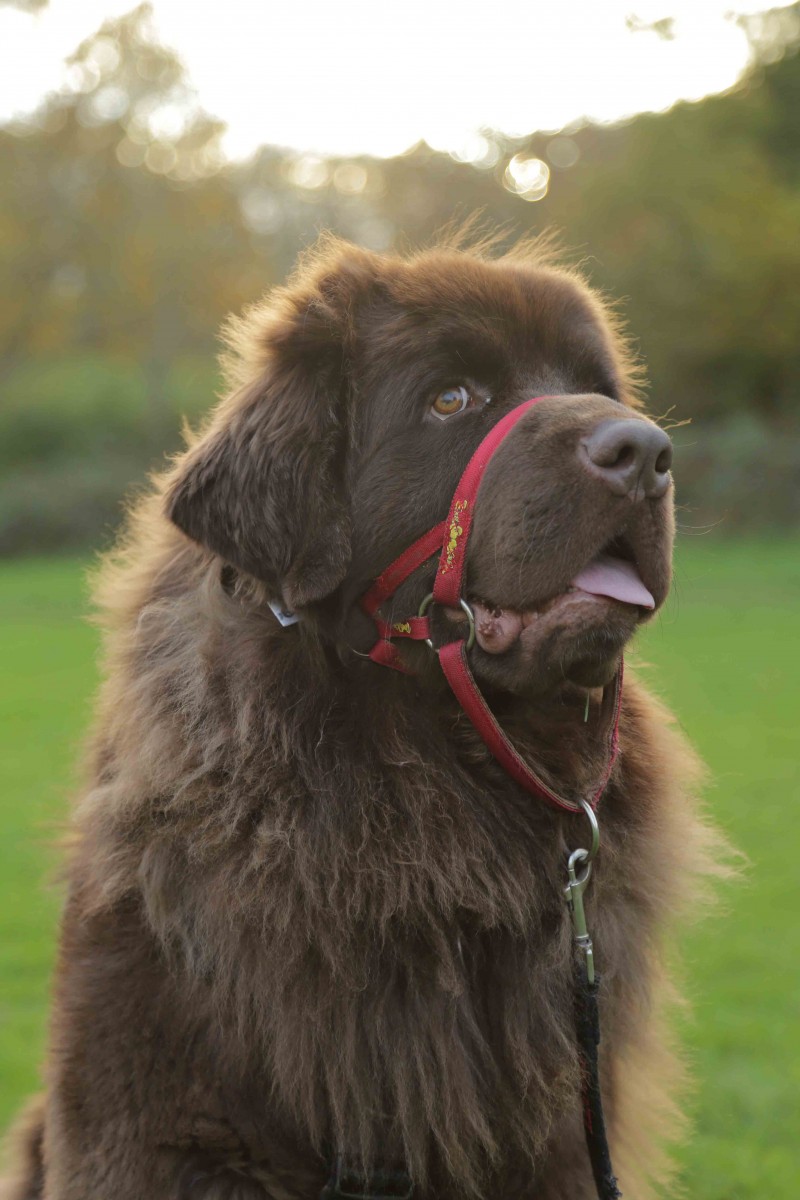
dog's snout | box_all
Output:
[580,418,673,500]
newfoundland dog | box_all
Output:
[3,235,722,1200]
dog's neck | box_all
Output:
[274,617,619,810]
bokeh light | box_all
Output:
[503,155,550,201]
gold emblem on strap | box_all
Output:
[441,499,468,572]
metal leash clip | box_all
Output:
[564,799,600,985]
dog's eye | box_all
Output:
[431,386,473,420]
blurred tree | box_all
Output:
[0,3,268,428]
[546,93,800,421]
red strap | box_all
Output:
[439,642,624,812]
[369,639,412,673]
[362,524,442,675]
[433,397,548,608]
[362,522,447,617]
[373,615,431,641]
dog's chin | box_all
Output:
[446,592,641,700]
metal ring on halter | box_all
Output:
[578,797,600,863]
[417,593,476,652]
[567,799,601,886]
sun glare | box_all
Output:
[0,0,794,161]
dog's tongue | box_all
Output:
[466,555,654,654]
[570,554,654,609]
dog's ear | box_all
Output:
[166,244,380,609]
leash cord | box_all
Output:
[575,973,623,1200]
[565,806,623,1199]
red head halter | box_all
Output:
[360,397,623,814]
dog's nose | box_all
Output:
[580,418,673,500]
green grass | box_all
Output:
[638,539,800,1197]
[1,542,798,1196]
[0,558,97,1122]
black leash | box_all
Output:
[565,801,623,1199]
[574,973,622,1200]
[323,801,621,1200]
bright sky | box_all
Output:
[0,0,792,159]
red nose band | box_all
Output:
[359,396,623,814]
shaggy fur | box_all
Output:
[2,235,724,1199]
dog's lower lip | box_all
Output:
[453,589,644,655]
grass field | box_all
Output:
[1,541,798,1197]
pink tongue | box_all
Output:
[570,554,654,610]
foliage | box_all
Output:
[1,4,800,550]
[674,412,800,531]
[1,544,798,1198]
[0,354,219,553]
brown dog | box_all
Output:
[3,236,723,1199]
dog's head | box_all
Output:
[167,237,674,699]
